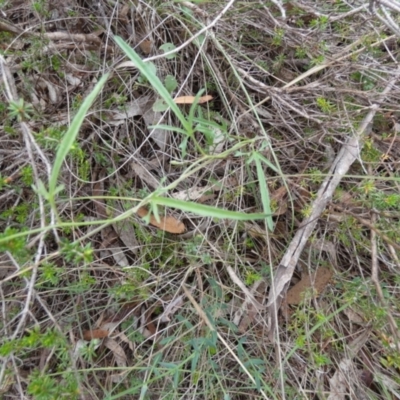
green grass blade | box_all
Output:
[149,124,188,134]
[114,36,189,131]
[256,152,279,173]
[151,196,268,221]
[49,73,109,196]
[254,154,274,231]
[187,89,204,127]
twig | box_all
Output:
[233,279,265,327]
[387,244,400,268]
[0,18,102,43]
[226,266,264,315]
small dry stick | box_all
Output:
[226,266,264,315]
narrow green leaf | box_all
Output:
[191,351,200,373]
[188,89,205,127]
[179,136,189,158]
[173,369,180,390]
[149,124,188,134]
[151,196,268,221]
[254,155,274,231]
[257,153,279,173]
[33,179,49,199]
[139,384,148,400]
[49,73,109,196]
[114,36,187,128]
[53,184,65,196]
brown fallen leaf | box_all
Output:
[137,207,186,234]
[271,186,288,216]
[83,329,110,340]
[174,95,213,104]
[159,294,187,323]
[139,39,153,55]
[286,267,333,305]
[343,306,366,325]
[104,338,127,368]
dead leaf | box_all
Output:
[107,96,168,151]
[143,107,168,151]
[171,177,236,201]
[37,77,59,104]
[286,267,333,305]
[327,359,353,400]
[130,161,160,189]
[83,329,110,340]
[107,96,152,125]
[174,95,213,104]
[137,207,186,234]
[113,203,139,254]
[82,320,121,341]
[159,294,186,322]
[172,185,212,201]
[328,329,371,400]
[197,194,216,203]
[108,246,129,267]
[116,60,137,69]
[116,331,135,351]
[211,127,227,154]
[271,186,287,202]
[271,186,288,216]
[65,73,81,88]
[104,338,127,368]
[343,306,366,325]
[244,222,267,239]
[310,238,338,268]
[109,371,128,383]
